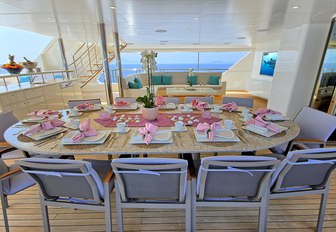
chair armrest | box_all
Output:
[103,169,114,184]
[0,168,22,182]
[0,146,18,156]
[0,141,11,148]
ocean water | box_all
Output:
[98,63,233,83]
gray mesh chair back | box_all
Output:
[271,106,336,154]
[16,158,113,232]
[115,97,137,103]
[112,158,191,232]
[270,148,336,232]
[192,156,279,232]
[0,111,18,142]
[164,97,180,104]
[67,99,101,108]
[184,96,214,104]
[222,97,254,108]
[197,156,278,200]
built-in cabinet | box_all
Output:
[0,81,82,119]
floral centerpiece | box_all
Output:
[136,50,160,120]
[1,54,23,74]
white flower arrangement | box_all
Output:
[140,50,157,71]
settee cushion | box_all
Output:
[162,75,172,85]
[208,75,220,85]
[128,81,140,89]
[134,77,143,88]
[151,75,162,85]
[187,75,198,85]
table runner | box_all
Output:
[94,113,222,127]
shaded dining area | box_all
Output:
[1,93,336,232]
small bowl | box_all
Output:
[21,62,38,73]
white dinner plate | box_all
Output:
[242,123,288,137]
[21,116,45,123]
[23,127,66,141]
[61,130,110,145]
[158,103,176,110]
[113,103,138,110]
[263,114,290,121]
[129,130,173,144]
[77,104,102,112]
[193,128,240,142]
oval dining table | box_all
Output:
[4,106,300,157]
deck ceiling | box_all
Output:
[0,0,335,50]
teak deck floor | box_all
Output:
[2,92,336,232]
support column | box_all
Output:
[95,0,114,105]
[113,32,124,97]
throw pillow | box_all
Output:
[151,75,162,85]
[134,77,143,88]
[208,75,220,85]
[187,75,198,85]
[162,75,172,85]
[128,81,140,89]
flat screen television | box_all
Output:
[260,52,277,76]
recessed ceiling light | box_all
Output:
[224,42,231,45]
[292,5,300,9]
[109,6,116,9]
[257,28,269,32]
[47,17,53,20]
[160,40,168,43]
[194,17,200,20]
[236,37,246,40]
[249,24,255,27]
[155,29,167,33]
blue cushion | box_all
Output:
[128,81,140,89]
[208,75,220,85]
[162,75,172,85]
[187,75,198,85]
[134,77,143,88]
[151,75,162,85]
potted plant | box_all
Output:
[1,54,24,74]
[137,50,159,120]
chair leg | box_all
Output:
[115,182,124,232]
[316,189,329,232]
[0,189,10,232]
[258,195,269,232]
[104,183,112,232]
[191,179,197,232]
[185,181,192,232]
[39,192,51,232]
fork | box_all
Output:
[35,132,64,147]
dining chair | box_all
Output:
[191,156,279,232]
[16,158,114,232]
[0,111,28,159]
[67,98,101,108]
[115,97,137,103]
[184,96,214,104]
[221,96,254,108]
[112,158,192,232]
[270,106,336,155]
[270,148,336,232]
[0,148,35,232]
[164,97,180,104]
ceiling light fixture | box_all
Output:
[249,24,255,27]
[194,17,200,20]
[292,5,300,9]
[160,40,168,43]
[109,6,117,9]
[155,29,167,33]
[236,37,246,40]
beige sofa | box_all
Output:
[122,72,226,97]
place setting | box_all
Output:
[113,101,139,110]
[21,109,61,123]
[74,102,102,112]
[112,122,130,133]
[193,122,240,143]
[67,108,83,117]
[241,115,288,137]
[129,123,173,145]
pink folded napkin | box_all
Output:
[196,122,221,140]
[244,115,282,133]
[99,111,111,121]
[221,102,238,112]
[196,101,209,111]
[191,99,199,107]
[23,119,65,135]
[253,108,281,116]
[72,119,98,143]
[75,103,94,110]
[155,96,166,106]
[138,123,157,145]
[115,101,129,107]
[27,109,59,118]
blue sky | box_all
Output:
[0,26,52,65]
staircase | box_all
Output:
[69,43,127,88]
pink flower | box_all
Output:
[138,123,157,144]
[155,96,166,106]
